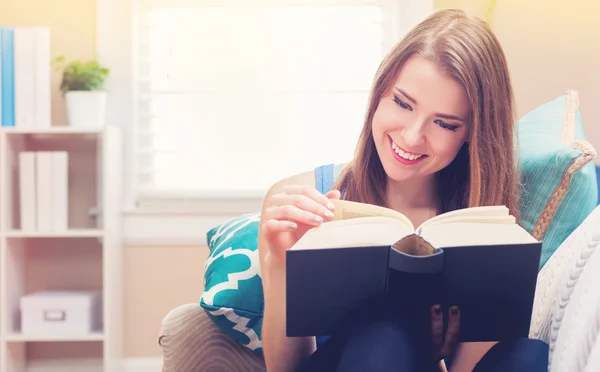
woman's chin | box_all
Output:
[381,161,436,185]
[382,165,419,184]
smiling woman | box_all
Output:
[371,54,470,210]
[332,8,519,222]
[258,8,547,372]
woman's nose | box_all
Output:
[402,121,426,147]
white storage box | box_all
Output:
[20,290,102,335]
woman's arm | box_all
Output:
[449,342,498,372]
[258,171,327,372]
[260,258,316,372]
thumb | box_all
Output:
[325,189,341,200]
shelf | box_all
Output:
[25,358,104,372]
[5,332,105,342]
[4,229,104,238]
[0,126,104,136]
[0,125,123,371]
[3,129,103,232]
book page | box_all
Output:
[330,199,414,231]
[417,205,509,231]
[290,217,412,250]
[420,215,516,232]
[419,222,538,248]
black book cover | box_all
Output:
[286,236,542,342]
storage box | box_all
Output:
[20,290,102,335]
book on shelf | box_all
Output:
[1,26,51,129]
[19,151,69,232]
[286,199,542,342]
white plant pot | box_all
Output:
[65,91,108,129]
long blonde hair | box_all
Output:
[332,9,520,221]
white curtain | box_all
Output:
[132,0,401,201]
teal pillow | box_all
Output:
[200,212,264,356]
[518,90,598,269]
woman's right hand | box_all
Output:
[261,185,341,268]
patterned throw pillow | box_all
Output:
[200,213,264,356]
[518,90,598,269]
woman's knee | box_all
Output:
[474,338,549,372]
[338,318,423,372]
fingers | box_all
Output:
[438,360,448,372]
[261,185,342,267]
[325,189,341,200]
[439,306,460,358]
[265,186,338,228]
[265,204,327,228]
[430,305,444,347]
[281,185,337,211]
[261,218,298,233]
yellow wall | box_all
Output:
[1,0,598,360]
[124,245,208,357]
[496,0,599,150]
[437,0,600,158]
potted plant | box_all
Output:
[54,56,110,129]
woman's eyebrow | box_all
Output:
[436,113,465,123]
[394,87,417,104]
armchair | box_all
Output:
[159,204,600,372]
[159,303,265,371]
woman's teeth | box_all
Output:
[392,141,424,161]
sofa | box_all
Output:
[158,91,600,371]
[158,205,600,372]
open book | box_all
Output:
[286,200,542,342]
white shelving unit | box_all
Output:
[0,126,123,371]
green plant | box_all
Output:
[53,56,110,94]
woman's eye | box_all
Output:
[393,96,412,111]
[434,119,459,132]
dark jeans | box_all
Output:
[297,296,548,372]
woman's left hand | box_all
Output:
[431,304,461,362]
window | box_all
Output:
[131,0,428,205]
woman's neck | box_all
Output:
[385,175,439,215]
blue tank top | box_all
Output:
[313,163,344,348]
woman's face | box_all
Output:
[372,54,470,185]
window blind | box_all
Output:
[132,0,398,202]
